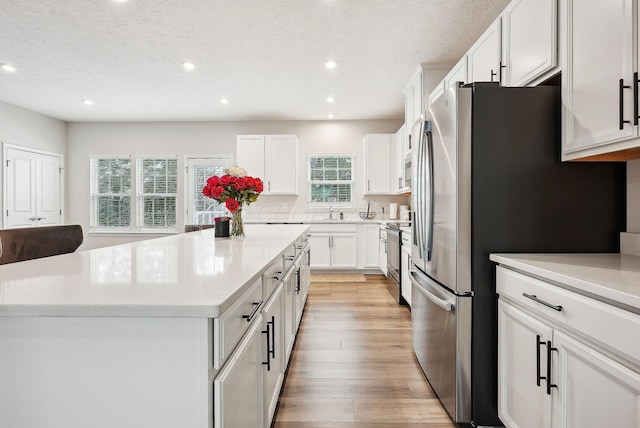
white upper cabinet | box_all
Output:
[237,135,298,195]
[467,17,502,84]
[560,0,638,160]
[364,134,393,195]
[501,0,557,87]
[394,124,409,193]
[445,56,468,92]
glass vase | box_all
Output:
[230,207,245,239]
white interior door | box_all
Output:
[4,146,63,228]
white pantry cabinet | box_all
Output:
[560,0,640,160]
[364,134,393,195]
[467,17,502,84]
[497,266,640,428]
[501,0,557,87]
[236,135,298,195]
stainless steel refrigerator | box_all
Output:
[410,83,625,427]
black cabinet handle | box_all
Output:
[242,301,262,322]
[536,335,547,387]
[491,69,497,82]
[499,61,506,84]
[634,72,639,126]
[295,269,301,295]
[523,293,563,312]
[268,316,275,359]
[262,325,271,371]
[546,340,558,395]
[620,78,631,130]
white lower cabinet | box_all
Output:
[400,230,411,307]
[262,284,285,428]
[358,223,381,269]
[214,234,311,428]
[497,266,640,428]
[214,315,264,428]
[379,225,387,275]
[308,224,357,269]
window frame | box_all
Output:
[184,156,232,225]
[307,154,355,209]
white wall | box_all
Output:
[0,101,67,225]
[66,120,408,249]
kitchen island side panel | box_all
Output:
[0,316,211,428]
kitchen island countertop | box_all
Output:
[0,224,308,318]
[490,253,640,312]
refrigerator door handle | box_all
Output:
[424,125,435,261]
[410,270,453,312]
[414,124,425,260]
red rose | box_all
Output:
[202,185,212,197]
[234,177,247,190]
[244,177,255,188]
[219,175,231,186]
[206,176,220,187]
[210,185,225,199]
[254,178,264,193]
[226,198,240,212]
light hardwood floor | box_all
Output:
[273,275,455,428]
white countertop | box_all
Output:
[0,224,308,318]
[490,253,640,311]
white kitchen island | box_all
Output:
[0,224,310,428]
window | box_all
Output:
[90,156,178,232]
[308,155,354,204]
[90,157,132,230]
[136,158,178,230]
[186,157,231,224]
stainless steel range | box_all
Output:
[385,222,410,304]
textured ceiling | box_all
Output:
[0,0,510,122]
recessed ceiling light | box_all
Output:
[325,60,337,69]
[327,113,335,119]
[182,61,195,71]
[220,98,229,105]
[1,64,16,73]
[326,96,335,103]
[82,99,94,105]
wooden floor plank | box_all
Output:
[273,275,455,427]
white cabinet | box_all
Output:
[214,314,264,428]
[393,124,409,193]
[262,284,284,427]
[236,135,298,195]
[560,0,639,160]
[501,0,557,87]
[364,134,393,195]
[498,300,553,428]
[430,57,468,108]
[282,265,297,361]
[358,223,381,269]
[308,224,357,269]
[467,17,502,84]
[3,145,63,228]
[496,266,640,428]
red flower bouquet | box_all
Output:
[202,166,263,237]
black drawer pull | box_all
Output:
[523,293,563,312]
[242,301,262,322]
[536,334,546,387]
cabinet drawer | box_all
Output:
[263,259,284,298]
[213,278,264,369]
[497,266,640,366]
[308,224,357,233]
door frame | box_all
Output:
[2,143,65,228]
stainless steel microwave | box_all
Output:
[404,155,411,188]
